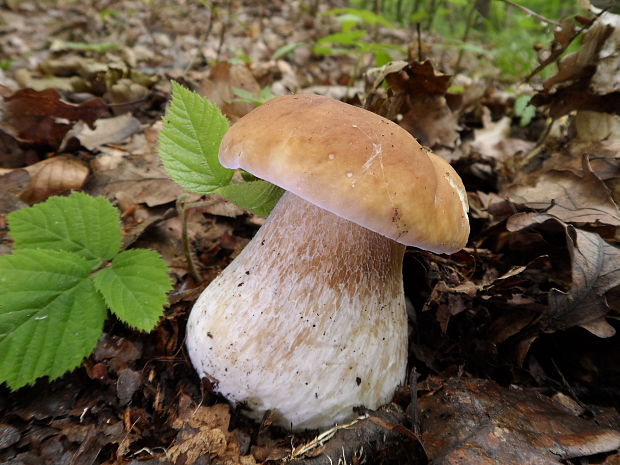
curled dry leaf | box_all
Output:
[420,377,620,465]
[366,60,460,148]
[61,113,141,151]
[507,213,620,337]
[532,12,620,118]
[17,154,89,203]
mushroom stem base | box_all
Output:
[186,192,408,429]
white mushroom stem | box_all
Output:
[186,191,408,430]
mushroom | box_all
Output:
[186,94,469,430]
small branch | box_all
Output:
[454,0,478,75]
[499,0,560,27]
[416,22,423,61]
[525,8,606,82]
[177,196,221,284]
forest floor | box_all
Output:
[1,1,620,464]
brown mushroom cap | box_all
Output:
[219,93,469,254]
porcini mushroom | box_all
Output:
[186,94,469,430]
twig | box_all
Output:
[216,0,232,59]
[176,196,220,284]
[416,22,423,61]
[525,8,606,82]
[454,0,478,75]
[499,0,560,26]
[406,367,421,436]
[517,116,554,169]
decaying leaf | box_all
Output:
[366,60,460,148]
[465,106,535,163]
[507,213,620,337]
[1,88,109,148]
[0,169,29,214]
[61,113,141,151]
[89,146,183,208]
[505,155,620,227]
[169,399,255,465]
[199,62,261,122]
[420,377,620,465]
[14,154,89,203]
[532,12,620,118]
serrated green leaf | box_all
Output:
[159,81,233,194]
[0,249,107,389]
[8,192,121,266]
[215,180,284,217]
[93,249,172,331]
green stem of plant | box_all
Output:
[178,198,220,284]
[454,0,478,75]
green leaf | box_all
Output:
[8,192,121,266]
[158,81,233,194]
[93,249,172,331]
[56,41,119,52]
[316,30,367,46]
[514,95,536,127]
[324,8,392,27]
[215,180,284,217]
[0,249,107,389]
[272,42,305,60]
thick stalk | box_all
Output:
[186,192,408,429]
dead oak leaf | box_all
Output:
[385,59,452,95]
[504,155,620,227]
[420,377,620,465]
[507,213,620,337]
[549,224,619,337]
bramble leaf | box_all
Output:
[93,249,172,331]
[0,249,107,389]
[8,192,121,266]
[215,180,284,217]
[158,81,233,194]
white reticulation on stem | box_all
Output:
[186,192,407,430]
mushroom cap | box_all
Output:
[219,93,469,254]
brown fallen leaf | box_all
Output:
[88,146,183,208]
[1,88,109,148]
[16,154,89,203]
[507,213,620,337]
[504,155,620,228]
[169,400,255,465]
[0,169,29,214]
[532,13,620,119]
[465,106,535,163]
[420,377,620,465]
[61,113,141,151]
[199,62,261,122]
[366,60,460,148]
